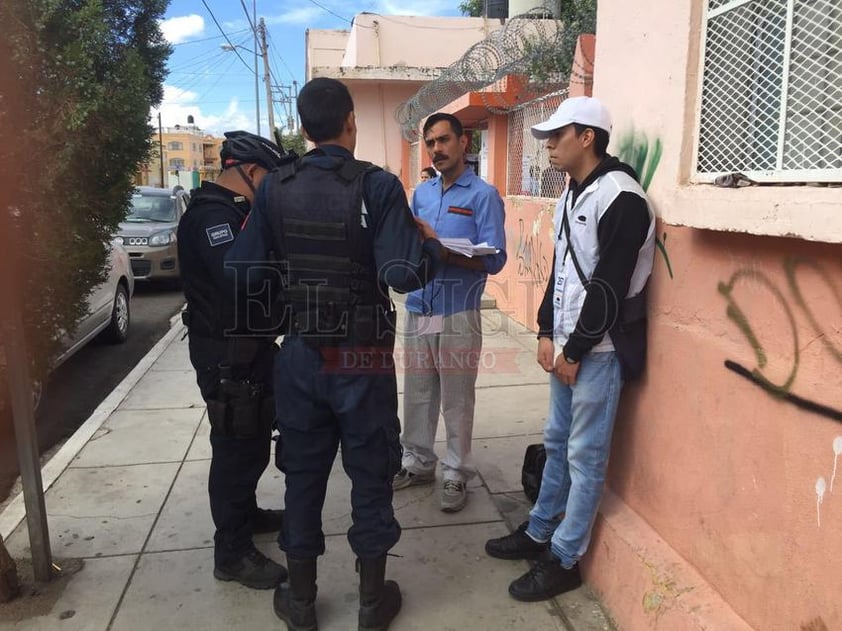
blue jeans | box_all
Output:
[526,351,623,568]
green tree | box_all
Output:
[281,131,307,157]
[458,0,484,16]
[0,0,170,378]
[524,0,597,84]
[0,2,169,591]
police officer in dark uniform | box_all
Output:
[226,78,446,631]
[177,131,294,590]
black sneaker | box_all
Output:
[485,521,549,560]
[508,552,582,602]
[214,548,288,590]
[253,507,285,534]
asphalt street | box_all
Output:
[0,283,186,501]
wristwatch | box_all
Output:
[563,353,578,365]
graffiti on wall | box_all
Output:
[617,129,674,280]
[514,215,551,289]
[719,258,842,527]
[815,436,842,527]
[719,258,842,423]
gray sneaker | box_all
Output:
[393,467,435,490]
[440,479,467,512]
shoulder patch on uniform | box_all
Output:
[206,223,234,247]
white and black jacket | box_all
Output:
[537,156,655,365]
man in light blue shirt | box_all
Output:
[393,112,507,512]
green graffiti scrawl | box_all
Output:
[617,130,672,279]
[720,259,842,424]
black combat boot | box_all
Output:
[357,555,402,631]
[273,557,318,631]
[214,547,287,589]
[252,507,285,534]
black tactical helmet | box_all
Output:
[220,130,287,171]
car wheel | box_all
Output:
[102,284,130,344]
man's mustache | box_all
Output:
[433,154,448,162]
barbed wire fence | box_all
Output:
[395,2,595,141]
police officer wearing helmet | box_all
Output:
[177,130,293,590]
[226,77,446,631]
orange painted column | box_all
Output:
[485,113,509,197]
[569,34,596,98]
[399,138,411,192]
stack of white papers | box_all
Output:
[439,238,500,257]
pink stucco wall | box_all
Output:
[348,83,419,177]
[339,14,500,68]
[486,196,555,330]
[489,197,842,630]
[573,0,842,628]
[608,226,842,630]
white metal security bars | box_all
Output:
[696,0,842,182]
[507,89,569,196]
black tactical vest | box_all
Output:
[264,153,393,347]
[179,187,281,340]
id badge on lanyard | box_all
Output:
[553,191,573,309]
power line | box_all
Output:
[266,31,297,82]
[200,0,253,73]
[305,0,353,23]
[172,28,250,46]
[239,0,257,32]
[303,0,373,27]
[371,14,492,30]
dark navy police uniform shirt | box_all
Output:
[225,144,442,296]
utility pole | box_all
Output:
[157,111,165,187]
[259,18,275,135]
[0,239,52,583]
[293,80,299,132]
[253,0,260,135]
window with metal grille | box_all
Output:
[696,0,842,182]
[507,90,569,197]
[168,141,183,151]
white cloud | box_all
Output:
[265,7,323,25]
[159,14,205,45]
[152,84,256,136]
[372,0,455,15]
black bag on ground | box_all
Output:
[521,443,547,503]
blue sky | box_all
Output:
[157,0,462,136]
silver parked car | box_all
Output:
[0,240,134,412]
[55,239,135,360]
[116,186,190,281]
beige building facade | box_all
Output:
[306,14,505,179]
[137,122,223,189]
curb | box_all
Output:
[0,319,186,540]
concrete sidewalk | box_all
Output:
[0,307,614,631]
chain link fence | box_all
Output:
[507,89,568,196]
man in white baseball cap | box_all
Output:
[529,95,613,139]
[484,96,657,602]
